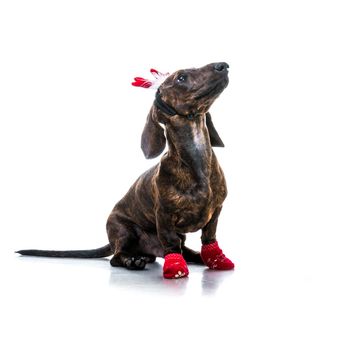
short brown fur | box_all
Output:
[107,62,229,269]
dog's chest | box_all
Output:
[157,154,227,233]
[164,181,225,233]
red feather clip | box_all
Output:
[132,68,169,89]
[132,77,153,88]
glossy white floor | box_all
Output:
[3,227,336,350]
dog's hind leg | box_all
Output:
[178,234,204,264]
[110,254,147,270]
[107,214,148,270]
[142,254,156,263]
[182,246,204,264]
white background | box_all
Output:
[1,0,336,349]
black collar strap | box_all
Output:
[154,90,195,120]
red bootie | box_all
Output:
[163,253,189,279]
[201,241,235,270]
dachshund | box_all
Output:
[17,62,235,279]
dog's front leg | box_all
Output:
[156,214,189,279]
[200,207,235,270]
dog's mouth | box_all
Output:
[195,78,228,101]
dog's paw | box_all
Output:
[201,241,234,270]
[163,253,189,279]
[143,255,156,263]
[125,256,147,270]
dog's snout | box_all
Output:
[214,62,229,72]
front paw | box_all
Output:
[201,241,235,270]
[163,253,189,279]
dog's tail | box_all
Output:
[15,244,112,259]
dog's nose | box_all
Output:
[214,62,229,71]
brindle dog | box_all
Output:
[17,62,231,277]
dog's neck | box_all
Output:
[164,114,213,181]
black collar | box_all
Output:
[154,90,196,121]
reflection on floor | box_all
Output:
[15,255,235,297]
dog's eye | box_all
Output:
[177,74,187,83]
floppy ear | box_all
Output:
[141,108,166,159]
[206,112,225,147]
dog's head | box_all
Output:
[141,62,229,159]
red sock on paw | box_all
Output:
[163,253,189,279]
[201,241,235,270]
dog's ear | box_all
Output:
[141,108,166,159]
[206,112,224,147]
